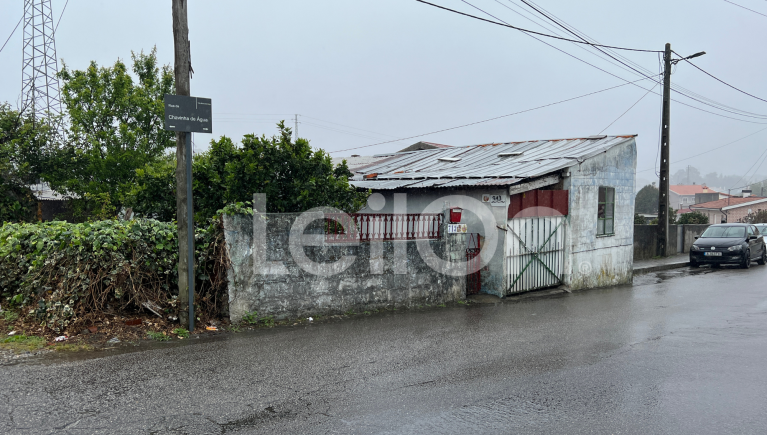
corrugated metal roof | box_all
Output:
[349,177,523,190]
[350,136,635,190]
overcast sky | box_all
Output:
[2,0,767,188]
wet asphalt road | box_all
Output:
[1,264,767,434]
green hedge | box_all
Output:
[0,216,231,331]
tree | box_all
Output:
[127,122,370,220]
[649,207,677,225]
[634,213,647,225]
[635,184,659,214]
[677,211,709,224]
[0,104,58,222]
[46,48,174,218]
[742,210,767,224]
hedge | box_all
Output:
[0,215,233,332]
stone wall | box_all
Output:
[223,213,466,322]
[633,224,709,260]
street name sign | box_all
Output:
[164,95,212,133]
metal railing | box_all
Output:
[325,213,443,243]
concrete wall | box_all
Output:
[223,213,466,322]
[357,188,508,297]
[633,224,710,260]
[564,138,636,290]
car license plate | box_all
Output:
[704,252,722,256]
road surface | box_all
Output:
[1,264,766,434]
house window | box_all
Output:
[597,186,615,236]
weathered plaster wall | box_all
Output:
[223,213,466,322]
[358,188,508,297]
[564,138,637,290]
[633,224,710,260]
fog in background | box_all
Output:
[2,0,766,192]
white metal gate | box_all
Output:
[506,216,567,294]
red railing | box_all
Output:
[325,213,443,243]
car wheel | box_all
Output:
[758,248,767,266]
[741,249,751,269]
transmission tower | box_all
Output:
[21,0,62,120]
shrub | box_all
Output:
[677,211,709,225]
[0,217,230,332]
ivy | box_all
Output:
[0,217,229,332]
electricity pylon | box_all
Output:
[21,0,63,120]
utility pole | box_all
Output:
[172,0,192,328]
[294,114,299,142]
[656,43,672,257]
[656,45,705,257]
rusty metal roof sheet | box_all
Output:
[350,135,635,189]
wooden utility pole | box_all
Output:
[173,0,192,327]
[656,43,672,257]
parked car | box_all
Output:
[756,224,767,235]
[690,223,767,268]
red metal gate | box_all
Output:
[466,233,481,295]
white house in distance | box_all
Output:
[347,135,638,295]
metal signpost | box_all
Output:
[164,94,212,332]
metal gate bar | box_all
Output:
[506,216,566,294]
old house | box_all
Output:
[690,195,767,224]
[348,134,638,295]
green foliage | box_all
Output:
[241,311,258,325]
[127,122,370,221]
[0,104,58,223]
[1,335,46,353]
[743,210,767,224]
[648,207,676,226]
[677,211,709,225]
[172,327,189,338]
[147,331,170,341]
[2,310,19,323]
[0,217,229,331]
[260,315,275,327]
[47,48,174,218]
[634,213,647,225]
[635,184,659,214]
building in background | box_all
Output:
[690,196,767,224]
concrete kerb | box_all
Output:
[632,261,691,276]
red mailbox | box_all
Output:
[449,207,463,223]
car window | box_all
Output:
[700,226,746,238]
[748,226,755,236]
[756,225,767,234]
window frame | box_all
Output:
[597,186,616,237]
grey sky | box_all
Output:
[1,0,766,188]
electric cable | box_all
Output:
[55,0,69,33]
[731,146,767,189]
[300,115,399,138]
[673,51,767,104]
[414,0,661,52]
[512,0,767,120]
[0,16,23,55]
[636,126,767,173]
[329,76,655,153]
[446,0,767,122]
[723,0,767,18]
[599,83,658,135]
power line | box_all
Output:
[55,0,69,33]
[637,125,767,173]
[0,16,23,55]
[414,0,661,52]
[300,115,399,138]
[674,52,767,104]
[731,146,767,189]
[723,0,767,18]
[330,77,655,154]
[511,0,767,120]
[598,83,658,134]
